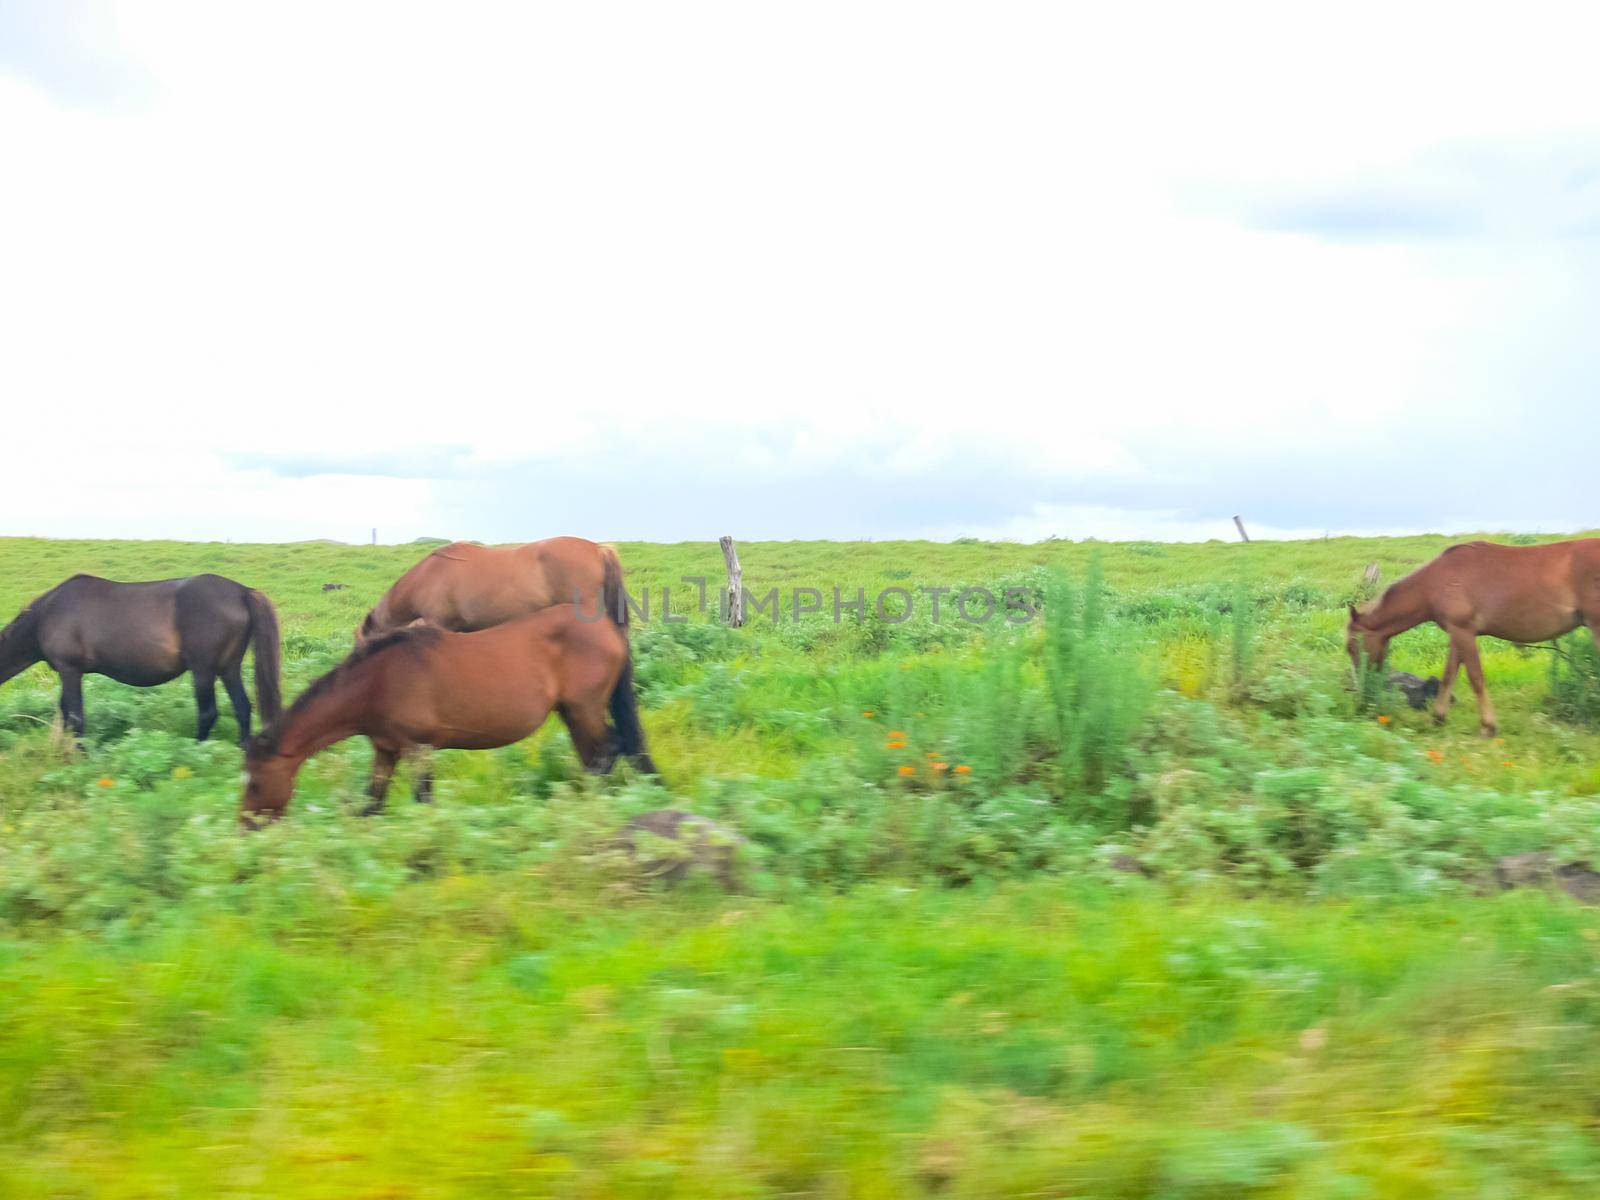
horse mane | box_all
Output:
[249,625,443,760]
[429,541,483,562]
[1367,571,1420,613]
[1372,541,1493,608]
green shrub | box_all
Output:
[1042,561,1153,808]
[1548,632,1600,727]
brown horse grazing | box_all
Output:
[0,574,281,743]
[358,537,654,772]
[1347,538,1600,736]
[242,605,630,824]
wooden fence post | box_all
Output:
[1232,516,1251,543]
[720,536,744,628]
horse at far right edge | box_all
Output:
[1346,538,1600,736]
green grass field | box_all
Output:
[5,533,1600,1197]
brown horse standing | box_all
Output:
[358,537,653,771]
[242,605,627,823]
[1347,538,1600,735]
[0,574,281,743]
[357,538,619,641]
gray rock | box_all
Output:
[1556,864,1600,905]
[617,810,746,888]
[1108,853,1155,878]
[1494,852,1600,905]
[1496,851,1556,889]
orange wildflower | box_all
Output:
[1377,715,1391,724]
[953,765,972,775]
[898,765,915,776]
[886,740,906,749]
[1425,749,1444,764]
[96,777,115,788]
[933,762,949,772]
[862,711,875,718]
[888,730,906,738]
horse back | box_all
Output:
[33,576,188,682]
[1421,538,1600,638]
[384,538,609,632]
[431,605,626,702]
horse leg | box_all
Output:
[221,664,252,744]
[1432,638,1462,725]
[1456,634,1499,737]
[57,668,86,744]
[192,670,219,741]
[362,744,400,816]
[558,703,619,774]
[408,748,435,804]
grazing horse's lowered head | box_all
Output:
[1345,604,1392,672]
[242,734,298,819]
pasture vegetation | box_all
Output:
[4,533,1600,1197]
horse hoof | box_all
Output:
[1431,712,1448,726]
[1479,724,1499,738]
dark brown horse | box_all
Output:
[0,574,281,743]
[1347,538,1600,735]
[242,605,630,823]
[358,537,653,771]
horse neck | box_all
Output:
[0,612,41,685]
[272,671,371,765]
[1365,576,1431,637]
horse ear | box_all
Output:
[1347,604,1363,626]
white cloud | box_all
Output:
[2,2,1599,542]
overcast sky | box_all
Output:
[2,2,1597,544]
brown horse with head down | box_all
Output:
[242,605,628,824]
[0,573,281,743]
[357,538,653,773]
[1346,538,1600,736]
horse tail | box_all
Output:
[244,589,283,723]
[608,649,655,771]
[598,545,655,771]
[599,543,628,629]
